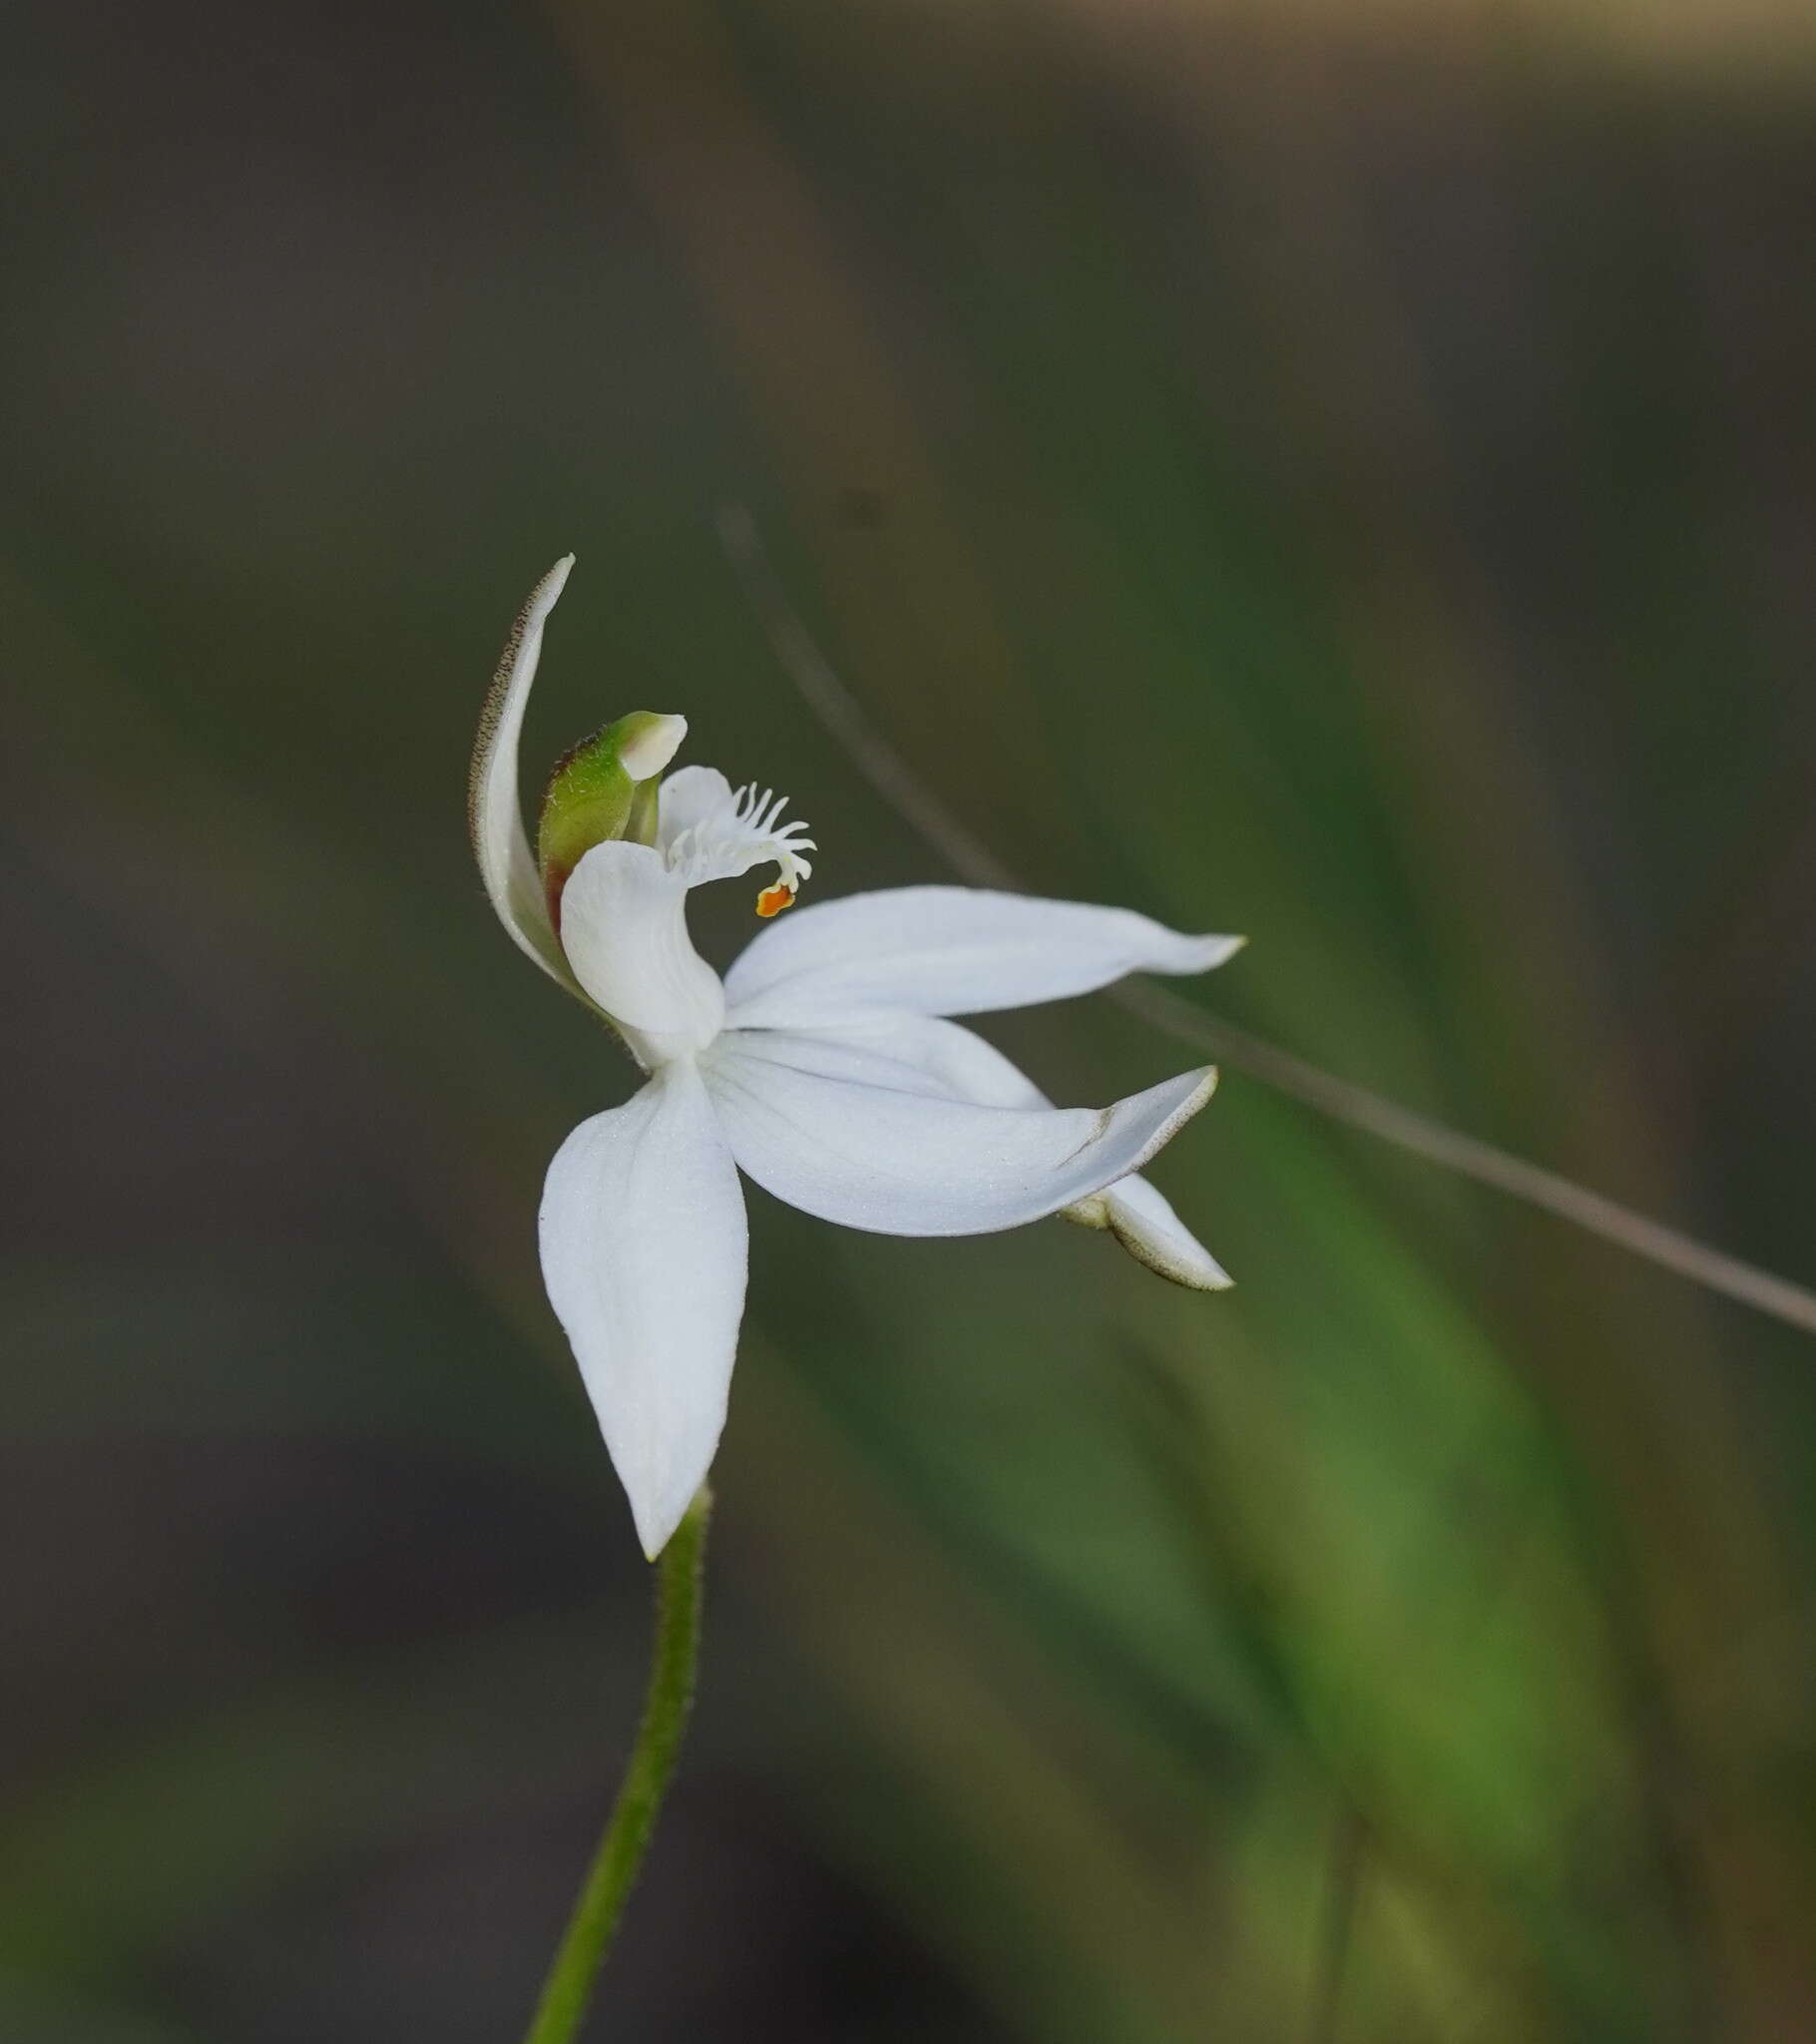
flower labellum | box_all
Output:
[474,560,1245,1558]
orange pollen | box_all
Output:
[755,881,796,919]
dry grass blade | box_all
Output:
[718,505,1816,1342]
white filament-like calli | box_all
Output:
[701,1037,1215,1237]
[539,1061,748,1559]
[662,772,815,913]
[722,885,1243,1029]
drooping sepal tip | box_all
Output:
[538,711,686,925]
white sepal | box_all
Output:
[788,1012,1231,1287]
[717,1013,1047,1108]
[703,1029,1215,1237]
[539,1062,748,1558]
[469,556,583,995]
[723,884,1242,1029]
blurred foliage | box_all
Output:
[3,1,1815,2039]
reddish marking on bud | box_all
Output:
[755,882,795,919]
[544,857,575,935]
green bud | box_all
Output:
[537,711,686,924]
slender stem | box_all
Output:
[522,1488,712,2044]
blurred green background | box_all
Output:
[5,2,1816,2038]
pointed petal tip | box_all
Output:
[1101,1170,1234,1290]
[632,1479,712,1561]
[1111,1218,1234,1290]
[1178,1059,1218,1121]
[536,554,576,606]
[1114,1064,1218,1184]
[1197,933,1246,967]
[1181,1063,1219,1115]
[629,1468,707,1560]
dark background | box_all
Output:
[5,3,1815,2038]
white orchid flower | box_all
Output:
[473,558,1244,1557]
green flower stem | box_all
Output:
[522,1487,712,2044]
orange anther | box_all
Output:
[755,882,796,919]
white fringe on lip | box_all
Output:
[668,780,816,899]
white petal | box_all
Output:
[539,1063,747,1557]
[783,1013,1231,1286]
[722,885,1243,1028]
[468,557,584,995]
[559,840,725,1064]
[703,1028,1216,1237]
[725,1012,1048,1109]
